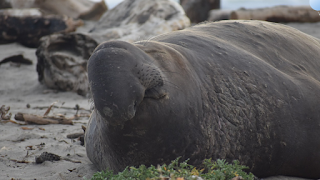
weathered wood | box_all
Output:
[67,132,84,139]
[10,0,108,21]
[36,33,97,95]
[15,112,73,125]
[0,9,83,47]
[208,9,232,21]
[230,6,320,22]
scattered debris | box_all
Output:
[67,125,86,145]
[43,102,58,117]
[80,125,87,145]
[66,132,84,139]
[21,127,34,130]
[3,119,25,125]
[12,102,92,125]
[35,152,81,164]
[33,104,91,113]
[0,54,33,66]
[9,159,30,163]
[14,112,74,125]
[0,105,12,120]
[230,6,320,23]
[25,145,35,150]
[68,168,77,172]
[38,127,45,131]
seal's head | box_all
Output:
[88,40,169,126]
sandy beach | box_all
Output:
[0,21,320,180]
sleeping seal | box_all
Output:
[85,20,320,178]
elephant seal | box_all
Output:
[85,20,320,178]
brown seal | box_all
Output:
[85,20,320,179]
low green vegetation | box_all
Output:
[90,158,255,180]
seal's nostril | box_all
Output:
[134,100,137,110]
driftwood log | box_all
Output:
[230,6,320,22]
[36,33,98,95]
[10,0,108,21]
[15,112,73,125]
[208,9,232,21]
[0,9,83,47]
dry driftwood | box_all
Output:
[0,9,83,47]
[67,132,84,139]
[36,33,97,95]
[208,9,232,21]
[230,6,320,22]
[10,0,108,21]
[15,113,73,125]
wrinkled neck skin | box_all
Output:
[87,40,205,171]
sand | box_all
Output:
[1,21,319,180]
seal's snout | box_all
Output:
[88,40,146,125]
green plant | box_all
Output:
[90,157,255,180]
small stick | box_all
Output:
[43,102,57,117]
[15,113,73,125]
[33,106,91,112]
[67,132,84,139]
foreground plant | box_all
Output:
[90,158,255,180]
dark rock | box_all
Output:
[180,0,220,23]
[0,54,33,65]
[0,0,11,9]
[0,9,83,47]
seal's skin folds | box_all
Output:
[85,20,320,178]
